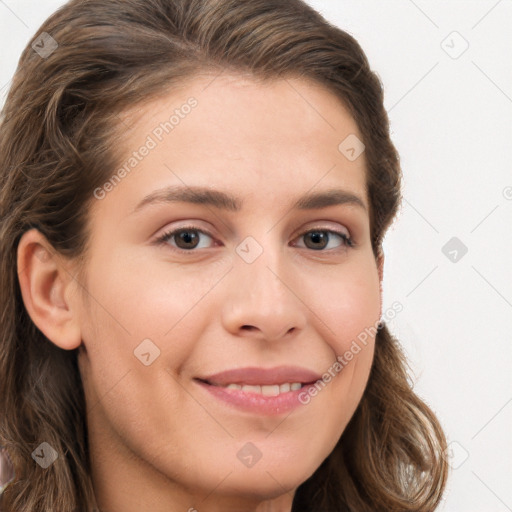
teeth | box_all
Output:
[243,385,261,394]
[261,385,280,397]
[223,382,302,394]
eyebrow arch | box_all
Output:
[132,185,367,214]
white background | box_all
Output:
[1,1,511,510]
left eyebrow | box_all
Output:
[131,185,367,215]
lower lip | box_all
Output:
[195,380,311,415]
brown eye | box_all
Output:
[296,229,353,251]
[156,226,215,251]
[304,231,329,250]
[174,229,200,249]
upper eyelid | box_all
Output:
[156,222,351,237]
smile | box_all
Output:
[194,366,322,415]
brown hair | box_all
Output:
[0,0,448,510]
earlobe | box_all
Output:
[16,228,82,351]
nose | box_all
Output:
[220,236,307,343]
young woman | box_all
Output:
[0,0,448,510]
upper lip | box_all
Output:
[197,366,322,386]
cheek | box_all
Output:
[77,250,229,404]
[305,257,380,410]
[82,247,222,346]
[315,258,381,355]
[77,251,220,449]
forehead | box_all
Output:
[91,72,368,222]
[122,72,363,147]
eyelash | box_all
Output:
[155,225,355,253]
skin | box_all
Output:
[17,72,383,512]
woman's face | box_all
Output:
[74,73,382,510]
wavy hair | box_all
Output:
[0,0,448,510]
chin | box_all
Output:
[217,473,303,501]
[219,458,318,500]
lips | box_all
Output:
[195,366,323,415]
[196,365,322,387]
